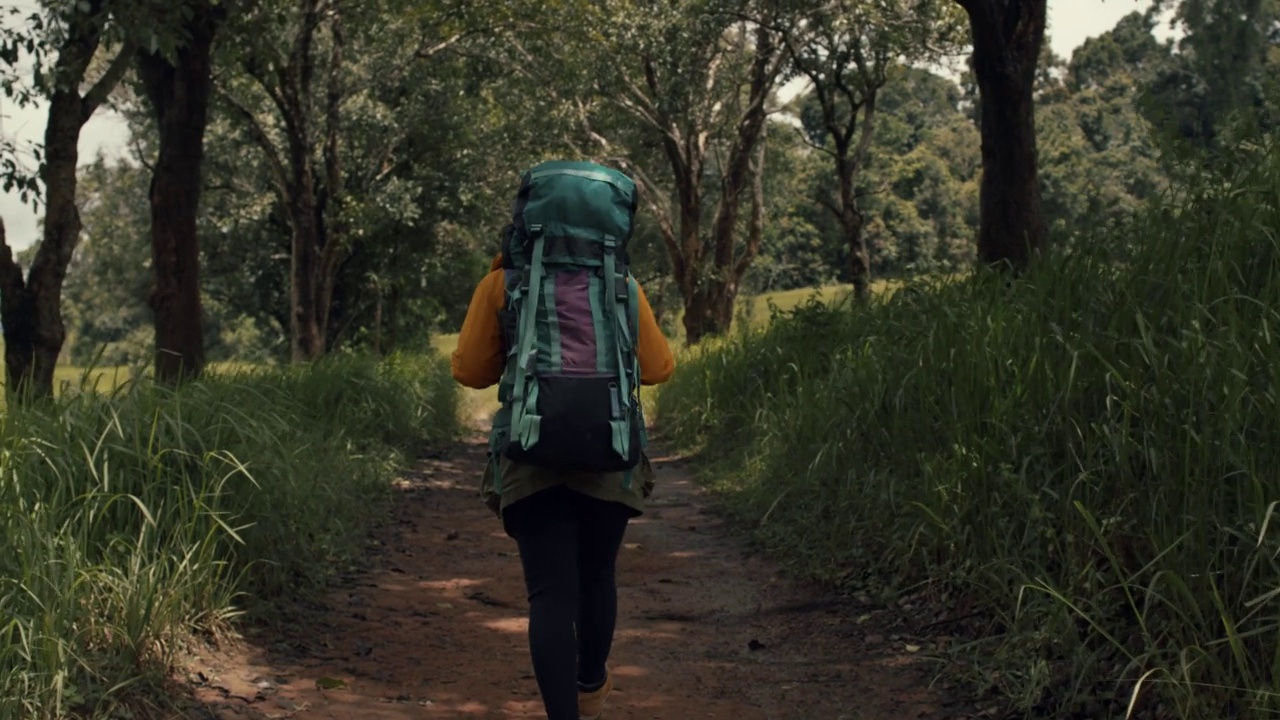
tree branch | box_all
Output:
[219,89,292,204]
[81,41,137,121]
[791,124,837,158]
[816,192,841,220]
[242,60,294,136]
[415,31,468,59]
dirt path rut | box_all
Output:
[186,439,957,719]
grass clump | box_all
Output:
[657,136,1280,718]
[0,353,457,719]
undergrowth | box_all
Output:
[0,353,458,719]
[657,136,1280,718]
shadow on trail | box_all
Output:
[183,439,957,720]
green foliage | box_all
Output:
[747,128,837,293]
[0,353,458,718]
[658,135,1280,718]
[844,66,980,276]
[1146,0,1279,149]
[63,157,285,366]
[62,157,154,366]
[1037,12,1168,244]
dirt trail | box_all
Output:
[185,438,960,719]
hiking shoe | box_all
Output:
[578,670,613,720]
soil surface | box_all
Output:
[183,437,968,719]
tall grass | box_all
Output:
[0,353,458,718]
[658,136,1280,718]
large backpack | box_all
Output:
[489,160,646,484]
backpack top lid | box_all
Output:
[503,160,638,270]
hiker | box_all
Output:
[451,160,675,720]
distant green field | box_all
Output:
[0,360,269,400]
[742,277,912,318]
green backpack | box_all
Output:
[489,160,647,486]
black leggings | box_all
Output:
[502,485,633,720]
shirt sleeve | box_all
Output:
[450,270,506,389]
[635,281,675,385]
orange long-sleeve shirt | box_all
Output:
[451,254,675,389]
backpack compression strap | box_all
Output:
[628,275,646,448]
[509,230,547,452]
[603,236,633,467]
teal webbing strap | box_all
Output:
[603,236,631,465]
[627,277,648,455]
[626,277,640,350]
[510,233,546,451]
[614,279,634,351]
[612,272,636,457]
[544,273,562,373]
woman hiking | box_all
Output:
[451,160,675,720]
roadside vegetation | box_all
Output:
[0,354,457,718]
[657,137,1280,718]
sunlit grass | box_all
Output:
[0,353,459,718]
[739,276,908,322]
[0,360,273,402]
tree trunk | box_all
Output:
[289,183,324,362]
[666,22,778,345]
[956,0,1048,270]
[847,214,870,297]
[844,92,877,299]
[837,159,870,299]
[138,2,221,385]
[681,286,730,346]
[0,219,37,396]
[26,89,89,397]
[316,1,346,351]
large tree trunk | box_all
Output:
[289,178,324,362]
[138,2,222,384]
[26,90,88,396]
[956,0,1048,270]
